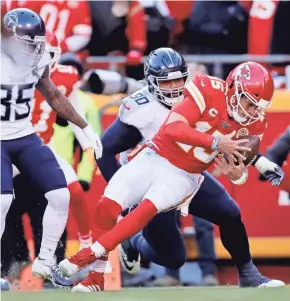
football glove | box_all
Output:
[255,156,284,186]
[82,125,103,159]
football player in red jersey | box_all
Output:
[15,30,94,248]
[59,62,285,290]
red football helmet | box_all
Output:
[45,30,61,71]
[226,61,274,125]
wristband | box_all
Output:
[211,136,220,150]
[83,125,95,140]
[231,169,248,185]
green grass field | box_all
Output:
[2,287,290,301]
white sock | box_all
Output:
[91,242,106,257]
[38,188,70,261]
[1,194,13,238]
[90,259,107,273]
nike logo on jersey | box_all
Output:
[124,104,131,110]
[221,121,230,128]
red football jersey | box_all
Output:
[152,75,267,174]
[18,0,92,52]
[32,65,79,144]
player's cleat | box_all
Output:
[202,274,219,286]
[256,278,285,288]
[32,257,72,288]
[0,278,11,291]
[119,238,141,275]
[59,247,97,277]
[240,276,285,288]
[72,271,104,292]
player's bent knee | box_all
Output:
[218,196,241,224]
[95,197,122,226]
[45,188,70,212]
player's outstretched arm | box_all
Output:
[163,96,215,148]
[266,126,290,166]
[36,67,103,158]
[96,117,142,182]
[36,67,87,129]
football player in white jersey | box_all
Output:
[1,8,102,288]
[59,48,284,291]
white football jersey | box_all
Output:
[118,86,170,164]
[1,50,51,140]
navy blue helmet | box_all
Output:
[2,8,46,66]
[144,48,188,106]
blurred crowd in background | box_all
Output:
[2,0,290,80]
[1,0,290,290]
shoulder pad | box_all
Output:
[119,87,154,127]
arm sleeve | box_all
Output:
[163,96,214,149]
[96,117,143,182]
[266,126,290,166]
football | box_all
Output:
[237,135,260,166]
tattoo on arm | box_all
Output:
[36,67,87,129]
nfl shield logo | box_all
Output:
[221,121,230,128]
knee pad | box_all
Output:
[45,188,70,212]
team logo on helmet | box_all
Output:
[237,128,249,138]
[237,64,251,81]
[4,11,18,32]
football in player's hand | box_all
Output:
[237,135,260,166]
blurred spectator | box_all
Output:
[166,0,194,37]
[270,1,290,67]
[7,0,92,54]
[185,1,248,77]
[165,0,194,50]
[87,1,146,56]
[87,0,146,79]
[241,0,279,58]
[139,0,174,52]
[241,0,290,72]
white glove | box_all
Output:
[255,156,284,186]
[82,125,103,159]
